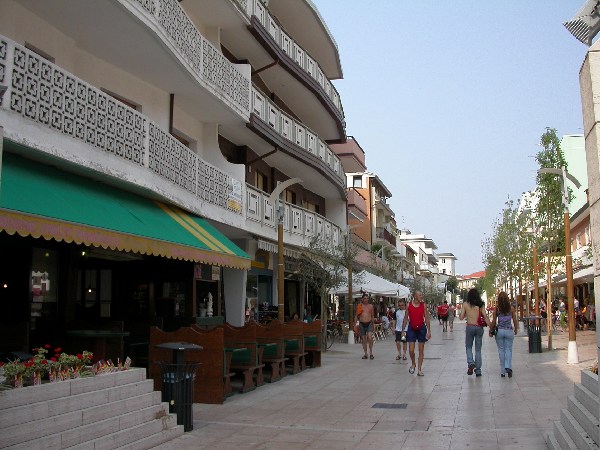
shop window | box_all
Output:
[30,248,58,330]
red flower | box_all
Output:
[0,362,4,367]
[54,347,62,353]
[77,354,83,359]
[44,344,51,349]
[50,357,57,362]
[41,360,48,365]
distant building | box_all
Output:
[437,253,457,277]
[457,271,485,291]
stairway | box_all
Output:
[547,370,599,450]
[0,368,184,449]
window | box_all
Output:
[25,42,54,62]
[101,88,141,111]
[256,171,268,192]
[442,269,446,274]
[442,258,445,263]
[353,176,362,188]
[285,190,296,205]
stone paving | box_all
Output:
[154,320,598,449]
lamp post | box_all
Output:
[538,167,581,363]
[268,178,302,322]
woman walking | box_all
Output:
[459,288,491,377]
[490,291,518,378]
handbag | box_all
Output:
[477,309,487,327]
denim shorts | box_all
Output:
[406,326,428,343]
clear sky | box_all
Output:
[312,0,590,276]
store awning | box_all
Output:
[0,153,250,269]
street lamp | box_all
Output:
[268,178,302,322]
[538,167,582,363]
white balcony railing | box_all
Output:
[246,184,341,247]
[0,35,244,215]
[231,0,343,118]
[131,0,250,116]
[251,87,344,182]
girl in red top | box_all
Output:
[401,291,431,376]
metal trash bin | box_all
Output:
[159,362,199,432]
[526,318,542,353]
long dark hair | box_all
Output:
[466,288,484,308]
[497,291,511,315]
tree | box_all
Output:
[535,128,568,263]
[446,276,458,293]
[295,235,363,349]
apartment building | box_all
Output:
[0,0,347,354]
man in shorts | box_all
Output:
[439,300,450,332]
[401,291,431,376]
[395,299,408,361]
[356,292,375,360]
[448,302,456,332]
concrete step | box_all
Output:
[68,414,179,450]
[553,421,580,450]
[567,395,599,446]
[0,368,147,410]
[114,424,185,450]
[1,380,157,446]
[0,380,156,430]
[546,429,563,450]
[574,383,600,428]
[582,370,599,398]
[560,409,599,450]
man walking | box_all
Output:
[356,292,375,360]
[395,299,408,361]
[401,291,431,376]
[439,300,449,332]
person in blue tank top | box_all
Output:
[490,291,519,378]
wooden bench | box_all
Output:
[149,326,231,404]
[303,320,322,368]
[255,319,288,382]
[221,323,264,393]
[282,320,308,374]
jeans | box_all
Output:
[465,325,484,374]
[495,328,514,374]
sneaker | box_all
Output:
[475,373,482,377]
[500,374,505,378]
[467,363,475,375]
[506,368,513,378]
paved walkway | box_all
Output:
[155,321,598,449]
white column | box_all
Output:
[223,268,247,327]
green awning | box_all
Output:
[0,152,250,269]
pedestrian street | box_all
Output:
[155,320,598,449]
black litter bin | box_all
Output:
[159,362,199,432]
[526,318,542,353]
[155,342,202,432]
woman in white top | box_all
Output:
[395,299,408,360]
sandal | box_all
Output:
[362,355,368,359]
[396,355,401,360]
[409,365,415,374]
[402,355,407,360]
[370,354,374,360]
[417,371,424,376]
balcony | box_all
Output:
[347,189,368,222]
[1,35,244,219]
[375,227,397,247]
[17,0,251,121]
[229,0,345,140]
[245,185,342,248]
[249,86,345,196]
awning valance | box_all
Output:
[257,239,302,259]
[331,270,410,298]
[0,153,250,269]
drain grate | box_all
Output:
[372,403,408,409]
[423,357,441,360]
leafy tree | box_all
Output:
[446,276,458,293]
[295,235,363,348]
